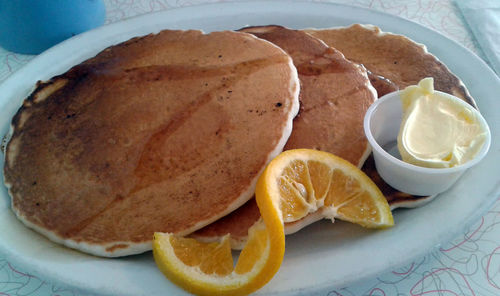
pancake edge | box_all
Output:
[389,194,438,211]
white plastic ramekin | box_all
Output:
[363,91,491,196]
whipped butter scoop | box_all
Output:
[364,79,490,196]
[397,78,488,168]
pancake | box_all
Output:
[239,26,376,165]
[191,25,377,249]
[305,24,475,106]
[3,29,300,257]
[306,24,476,208]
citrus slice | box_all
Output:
[153,216,283,296]
[263,149,394,228]
[153,149,393,296]
[153,160,286,296]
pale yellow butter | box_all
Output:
[397,78,487,168]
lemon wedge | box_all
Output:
[266,149,394,228]
[153,218,283,296]
[153,161,286,296]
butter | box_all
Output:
[397,78,487,168]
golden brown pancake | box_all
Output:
[305,24,476,107]
[3,29,300,257]
[239,26,376,165]
[191,25,377,248]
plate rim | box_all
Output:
[1,1,499,295]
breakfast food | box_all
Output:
[192,25,378,248]
[1,21,478,295]
[305,24,476,107]
[240,26,376,165]
[3,29,300,257]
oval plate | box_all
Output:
[1,2,499,295]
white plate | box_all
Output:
[1,2,499,295]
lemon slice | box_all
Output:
[265,149,394,228]
[153,149,393,296]
[153,217,283,296]
[153,162,286,296]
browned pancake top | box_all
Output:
[240,25,376,166]
[4,29,299,256]
[306,24,475,106]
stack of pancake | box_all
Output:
[3,24,475,257]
